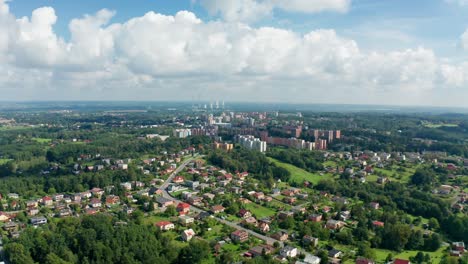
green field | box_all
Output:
[32,138,52,143]
[374,246,446,263]
[244,203,276,218]
[268,157,330,184]
[0,159,11,165]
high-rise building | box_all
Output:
[334,130,341,139]
[236,135,267,152]
[173,129,192,138]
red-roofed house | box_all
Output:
[155,221,175,231]
[42,196,53,206]
[394,259,410,264]
[372,221,385,228]
[177,202,190,214]
[173,176,184,184]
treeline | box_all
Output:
[4,214,214,264]
[207,148,291,182]
[268,149,324,171]
[315,179,467,243]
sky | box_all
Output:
[1,0,468,107]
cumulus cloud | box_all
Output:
[0,0,466,106]
[199,0,351,22]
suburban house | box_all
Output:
[309,214,322,222]
[249,244,274,257]
[356,257,375,264]
[326,220,345,230]
[178,215,195,226]
[303,235,319,247]
[393,259,411,264]
[155,221,175,231]
[211,205,225,214]
[238,209,252,219]
[42,196,53,206]
[176,203,190,214]
[280,246,298,258]
[231,230,249,243]
[271,231,289,241]
[31,216,47,226]
[90,198,102,208]
[182,229,195,241]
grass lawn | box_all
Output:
[0,159,11,165]
[244,203,276,218]
[142,214,174,225]
[268,157,329,184]
[32,137,52,143]
[374,246,446,263]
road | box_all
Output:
[159,156,284,247]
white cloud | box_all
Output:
[199,0,351,22]
[0,0,466,106]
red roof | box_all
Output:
[372,221,385,227]
[155,221,173,227]
[43,196,52,201]
[177,202,190,209]
[394,259,410,264]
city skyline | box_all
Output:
[1,0,468,107]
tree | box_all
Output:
[428,218,439,230]
[5,242,35,264]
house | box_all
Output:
[452,242,465,253]
[303,235,319,247]
[86,208,99,215]
[181,229,195,241]
[91,188,105,197]
[42,196,53,206]
[31,216,47,226]
[26,200,38,208]
[280,246,298,258]
[309,214,322,222]
[356,257,375,264]
[27,207,39,216]
[252,192,265,200]
[231,230,249,243]
[120,182,132,191]
[369,202,380,210]
[187,195,203,205]
[328,249,343,259]
[173,176,184,184]
[203,193,215,201]
[249,244,274,257]
[372,221,385,228]
[393,259,411,264]
[105,195,120,206]
[278,211,294,219]
[3,222,18,232]
[238,209,252,219]
[90,198,102,208]
[326,220,345,230]
[340,211,351,221]
[302,254,321,264]
[155,221,175,231]
[178,215,195,226]
[284,197,297,204]
[156,197,175,208]
[272,231,289,241]
[258,221,270,233]
[176,203,191,214]
[211,205,225,214]
[243,216,258,226]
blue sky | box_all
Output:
[1,0,468,106]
